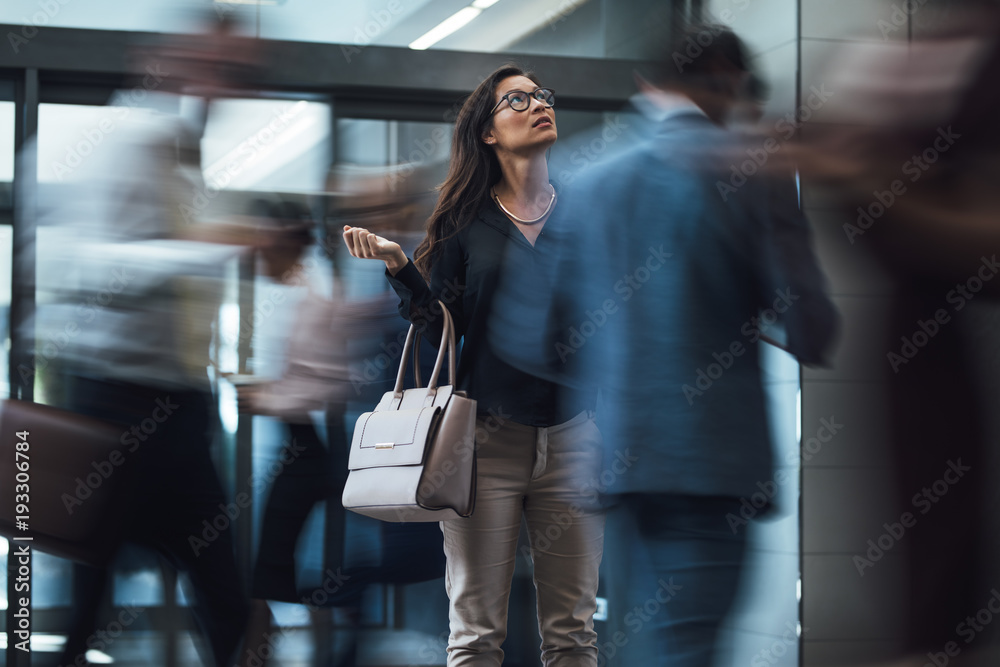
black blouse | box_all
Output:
[385,198,594,427]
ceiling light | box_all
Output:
[409,6,483,50]
[472,0,500,7]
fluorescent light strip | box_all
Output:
[472,0,500,7]
[409,6,483,50]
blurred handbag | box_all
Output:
[343,302,477,522]
[0,399,129,565]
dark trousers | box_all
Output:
[607,494,749,667]
[251,421,341,603]
[60,376,248,667]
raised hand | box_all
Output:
[342,225,408,274]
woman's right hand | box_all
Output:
[342,225,408,275]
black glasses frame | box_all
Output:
[487,87,555,118]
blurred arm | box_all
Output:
[763,174,840,365]
[384,234,467,348]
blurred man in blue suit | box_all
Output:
[491,24,837,667]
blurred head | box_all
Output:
[653,23,751,124]
[128,11,261,99]
[324,162,443,258]
[413,64,548,277]
[730,72,771,129]
[247,198,314,281]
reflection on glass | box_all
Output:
[0,226,11,400]
[37,103,159,184]
[201,99,331,193]
[1,101,13,401]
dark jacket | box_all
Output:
[491,110,838,498]
[386,199,595,427]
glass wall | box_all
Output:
[0,101,12,400]
[0,98,11,657]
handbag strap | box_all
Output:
[412,304,457,390]
[390,301,456,407]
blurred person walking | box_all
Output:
[29,14,262,667]
[491,25,837,667]
[791,3,1000,664]
[342,64,605,666]
[233,199,354,667]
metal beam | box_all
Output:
[9,67,37,402]
[0,24,638,110]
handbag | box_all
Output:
[0,399,129,565]
[342,302,477,522]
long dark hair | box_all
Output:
[413,64,538,278]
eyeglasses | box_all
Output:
[488,87,556,117]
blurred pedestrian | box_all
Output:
[793,4,1000,665]
[491,25,837,666]
[30,13,262,667]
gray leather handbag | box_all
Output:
[342,303,477,522]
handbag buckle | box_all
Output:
[375,442,395,450]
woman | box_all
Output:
[342,64,605,665]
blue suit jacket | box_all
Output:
[491,110,838,498]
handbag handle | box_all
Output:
[391,301,457,402]
[411,305,454,389]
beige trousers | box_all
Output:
[441,410,606,666]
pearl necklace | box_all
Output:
[492,185,557,225]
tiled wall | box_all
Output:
[703,2,956,664]
[797,1,953,664]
